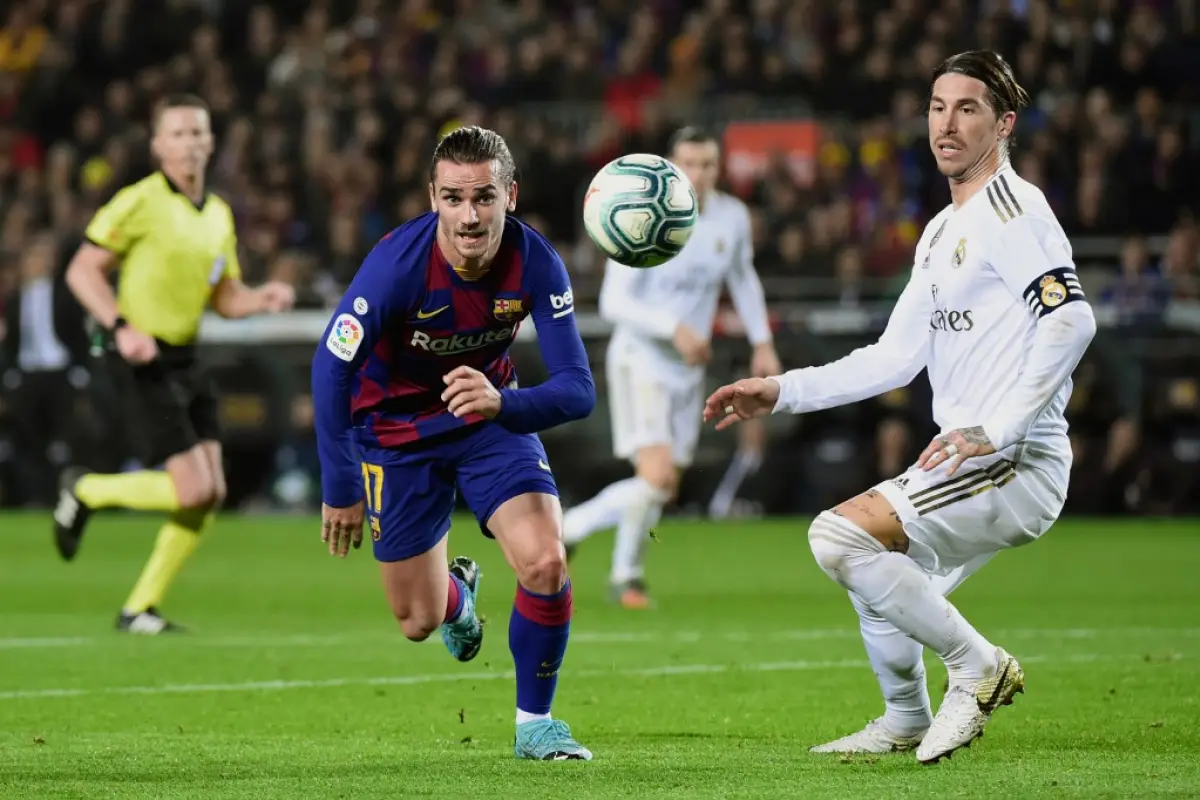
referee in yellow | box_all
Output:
[56,94,296,634]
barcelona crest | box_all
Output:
[493,297,525,322]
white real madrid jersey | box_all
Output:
[598,191,772,378]
[772,165,1086,473]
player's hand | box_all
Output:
[703,377,780,431]
[442,365,502,419]
[673,324,711,366]
[321,500,365,558]
[750,343,782,378]
[917,426,996,476]
[258,281,296,313]
[115,325,159,365]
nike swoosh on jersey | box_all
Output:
[416,305,449,319]
[537,459,551,472]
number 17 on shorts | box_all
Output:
[362,462,384,543]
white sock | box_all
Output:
[563,477,644,545]
[849,592,932,736]
[516,709,551,725]
[707,449,763,519]
[610,478,669,584]
[808,511,999,683]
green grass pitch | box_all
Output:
[0,513,1198,798]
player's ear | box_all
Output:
[428,182,437,212]
[998,111,1016,141]
[506,180,518,212]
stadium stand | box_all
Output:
[0,0,1197,513]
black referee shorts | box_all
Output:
[119,345,221,466]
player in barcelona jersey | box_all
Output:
[312,126,596,761]
[705,51,1097,763]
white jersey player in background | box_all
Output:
[563,126,781,609]
[704,50,1097,764]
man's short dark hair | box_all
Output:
[668,125,719,155]
[152,93,210,131]
[429,126,517,186]
[932,50,1031,117]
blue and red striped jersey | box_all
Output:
[312,213,595,507]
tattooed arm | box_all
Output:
[915,425,996,476]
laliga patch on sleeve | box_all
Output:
[326,313,364,362]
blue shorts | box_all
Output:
[356,423,559,563]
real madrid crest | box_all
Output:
[715,238,726,254]
[1039,274,1067,307]
[952,237,966,268]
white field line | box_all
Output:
[0,652,1156,702]
[0,627,1197,650]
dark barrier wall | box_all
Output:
[4,323,1196,517]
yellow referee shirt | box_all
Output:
[86,172,242,346]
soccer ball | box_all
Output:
[582,154,698,268]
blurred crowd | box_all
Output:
[0,0,1198,513]
[0,0,1196,311]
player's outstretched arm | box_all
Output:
[702,377,780,430]
[745,272,933,421]
[494,243,596,433]
[311,242,415,514]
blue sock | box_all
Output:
[510,579,573,717]
[444,573,467,624]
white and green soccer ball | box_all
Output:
[582,154,699,268]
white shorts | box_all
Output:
[606,354,704,467]
[874,451,1066,577]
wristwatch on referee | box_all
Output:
[109,315,128,334]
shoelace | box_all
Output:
[524,719,574,750]
[447,614,479,638]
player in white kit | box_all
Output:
[703,51,1097,763]
[563,127,780,608]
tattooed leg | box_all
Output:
[830,488,908,553]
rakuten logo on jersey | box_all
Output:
[410,326,516,354]
[549,288,574,317]
[929,309,975,332]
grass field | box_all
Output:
[0,513,1198,798]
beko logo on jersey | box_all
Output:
[550,288,574,318]
[410,326,516,354]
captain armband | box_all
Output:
[1023,267,1085,319]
